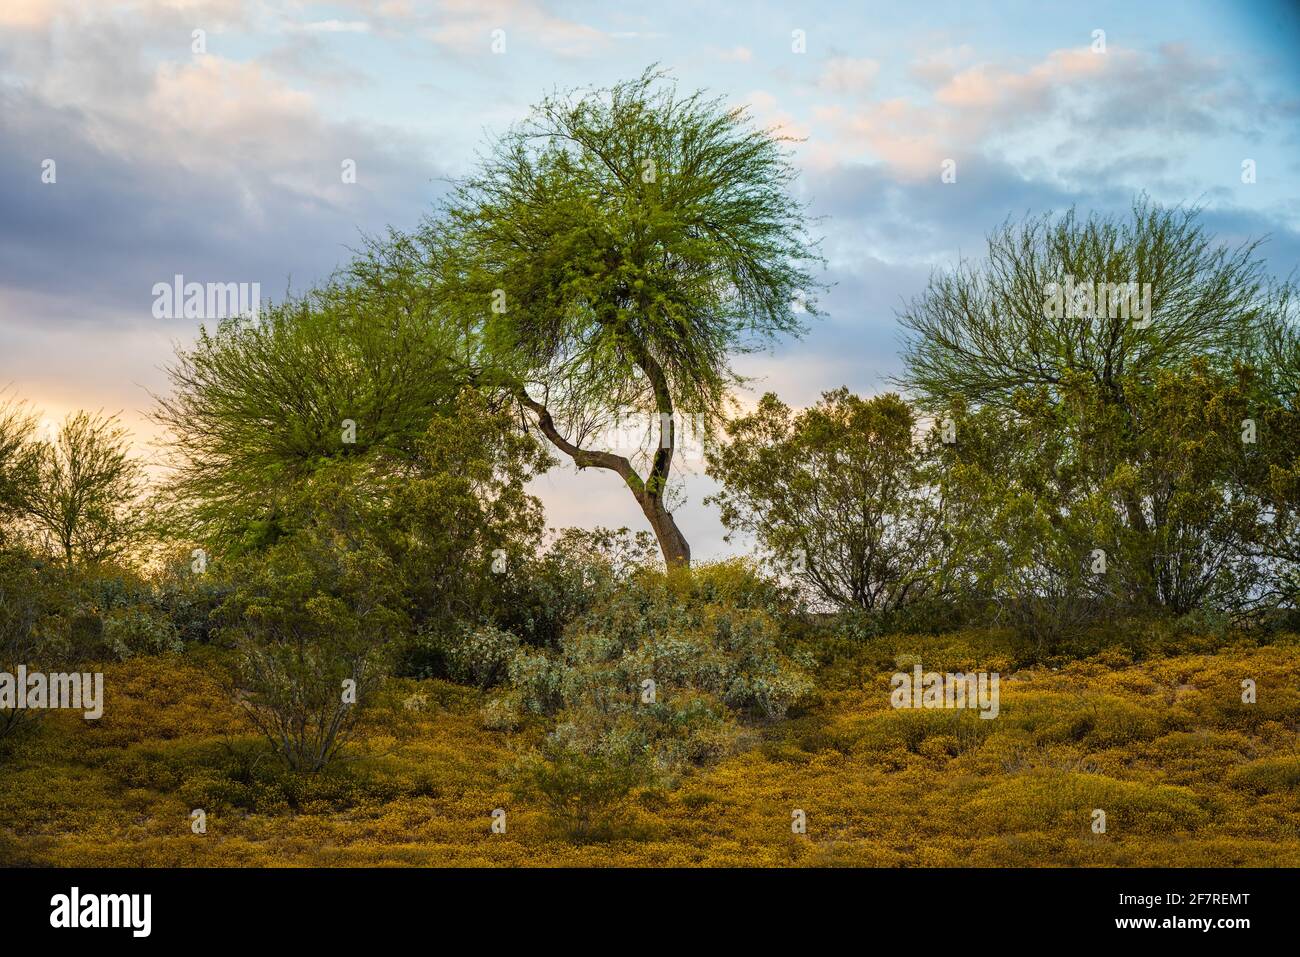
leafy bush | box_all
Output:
[411,621,518,688]
[707,389,949,613]
[0,549,59,742]
[508,561,811,791]
[494,527,658,650]
[511,732,653,842]
[218,528,405,772]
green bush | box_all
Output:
[508,560,811,785]
[218,528,405,772]
[492,526,659,651]
[411,621,518,688]
[511,733,653,842]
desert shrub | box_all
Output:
[968,769,1210,835]
[508,561,809,810]
[707,390,950,615]
[22,561,182,662]
[151,553,232,646]
[1227,757,1300,794]
[504,562,808,839]
[513,560,811,724]
[0,549,60,742]
[511,731,654,842]
[411,621,518,688]
[100,605,183,659]
[495,527,658,650]
[218,528,405,772]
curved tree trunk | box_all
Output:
[516,390,691,569]
[641,492,690,568]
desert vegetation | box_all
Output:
[1,73,1297,866]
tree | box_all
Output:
[19,411,144,564]
[932,368,1265,647]
[379,389,552,667]
[0,395,38,546]
[898,200,1266,411]
[706,389,948,612]
[152,273,464,553]
[1249,287,1300,605]
[897,200,1285,613]
[428,68,823,568]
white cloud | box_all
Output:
[424,0,607,56]
[297,19,371,33]
[817,56,880,94]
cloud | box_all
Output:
[0,3,443,292]
[715,46,753,63]
[294,19,371,33]
[424,0,607,56]
[0,0,57,28]
[738,89,811,142]
[808,44,1271,179]
[817,56,880,95]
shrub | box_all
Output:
[1227,757,1300,794]
[494,527,658,650]
[0,549,57,742]
[219,528,405,772]
[511,732,653,842]
[411,621,518,688]
[509,560,811,784]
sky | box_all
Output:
[2,0,1299,560]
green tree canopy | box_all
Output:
[896,200,1297,615]
[152,274,465,553]
[18,411,144,564]
[897,199,1272,411]
[0,395,39,546]
[426,68,823,567]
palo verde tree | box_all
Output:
[428,68,823,568]
[152,273,464,554]
[897,199,1291,614]
[0,395,38,546]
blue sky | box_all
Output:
[2,0,1298,559]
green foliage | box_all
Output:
[382,390,552,644]
[507,560,813,795]
[14,411,145,564]
[707,389,948,613]
[898,199,1269,411]
[933,362,1290,647]
[511,735,654,842]
[218,526,405,772]
[423,67,824,566]
[151,279,465,552]
[495,526,660,650]
[891,200,1300,633]
[0,395,39,547]
[0,548,57,742]
[412,622,519,688]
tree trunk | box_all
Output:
[516,391,691,569]
[641,493,690,569]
